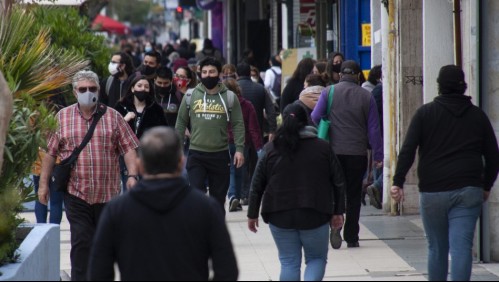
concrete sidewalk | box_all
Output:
[20,204,499,281]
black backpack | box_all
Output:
[270,69,282,97]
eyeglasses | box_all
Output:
[174,74,188,79]
[76,86,98,93]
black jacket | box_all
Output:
[115,97,167,139]
[99,76,130,109]
[88,178,239,281]
[280,78,305,112]
[247,127,346,228]
[393,94,499,192]
[238,77,277,134]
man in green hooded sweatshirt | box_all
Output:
[176,57,245,213]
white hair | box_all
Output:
[72,70,100,89]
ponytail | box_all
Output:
[273,103,308,156]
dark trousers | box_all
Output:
[64,194,106,281]
[187,150,231,214]
[337,155,368,243]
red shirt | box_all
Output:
[47,104,139,204]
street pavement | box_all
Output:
[20,203,499,281]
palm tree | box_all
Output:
[0,6,89,266]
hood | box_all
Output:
[434,94,473,117]
[129,178,191,214]
[194,81,229,94]
[299,86,324,110]
[299,126,318,139]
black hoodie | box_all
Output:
[393,94,499,192]
[88,178,238,281]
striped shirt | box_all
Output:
[47,104,139,204]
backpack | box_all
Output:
[184,88,236,122]
[270,69,282,97]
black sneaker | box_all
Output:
[229,198,240,212]
[347,242,360,248]
[367,185,382,209]
[330,228,343,249]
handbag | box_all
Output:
[317,86,334,141]
[51,104,107,193]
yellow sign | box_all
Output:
[362,23,371,46]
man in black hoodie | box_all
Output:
[88,127,238,281]
[391,65,499,281]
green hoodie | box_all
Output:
[175,83,245,153]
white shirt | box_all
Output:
[264,66,282,98]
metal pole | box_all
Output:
[316,0,328,60]
[453,0,463,66]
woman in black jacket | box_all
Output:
[247,103,346,281]
[279,58,315,112]
[116,75,167,140]
[115,76,167,190]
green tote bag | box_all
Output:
[317,86,334,141]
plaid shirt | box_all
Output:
[47,104,139,204]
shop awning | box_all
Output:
[92,14,129,35]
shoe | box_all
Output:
[347,242,360,248]
[240,198,249,206]
[330,228,343,249]
[367,185,382,209]
[229,198,240,212]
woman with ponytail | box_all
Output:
[247,103,346,281]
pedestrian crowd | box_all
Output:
[32,37,498,281]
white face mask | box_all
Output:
[78,91,98,108]
[251,77,259,83]
[108,62,119,76]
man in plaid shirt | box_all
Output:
[38,70,140,281]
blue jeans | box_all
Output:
[372,166,383,195]
[420,186,483,281]
[269,223,329,281]
[228,144,249,200]
[32,175,63,224]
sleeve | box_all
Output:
[330,149,346,215]
[392,109,423,188]
[279,83,293,112]
[175,94,189,146]
[247,151,268,219]
[115,111,139,155]
[264,88,278,133]
[481,113,499,191]
[87,205,116,281]
[114,103,127,117]
[311,87,329,125]
[264,69,275,92]
[367,96,384,161]
[248,104,263,151]
[99,78,109,106]
[230,97,246,153]
[208,199,239,281]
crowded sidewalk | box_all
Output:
[20,204,499,281]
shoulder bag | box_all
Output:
[317,86,334,141]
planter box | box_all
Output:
[0,224,60,281]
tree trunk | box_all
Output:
[80,0,109,22]
[0,71,13,175]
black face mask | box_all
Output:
[134,91,148,102]
[142,65,156,76]
[156,85,172,95]
[332,63,342,73]
[201,76,220,90]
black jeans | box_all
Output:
[337,155,368,244]
[64,193,106,281]
[187,150,231,214]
